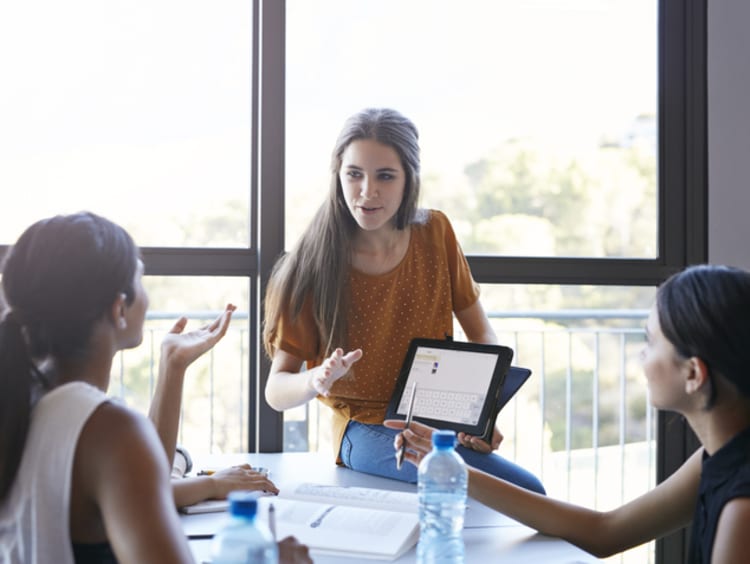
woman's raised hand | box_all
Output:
[160,304,236,372]
[310,347,363,397]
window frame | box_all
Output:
[254,3,707,563]
[0,1,705,561]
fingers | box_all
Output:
[328,348,362,374]
[387,420,494,454]
[212,303,236,335]
[169,305,236,348]
[202,304,236,343]
[403,449,426,467]
[385,419,433,435]
[278,536,312,564]
[169,316,189,335]
[402,427,432,453]
[342,348,363,366]
[391,432,404,450]
[211,466,279,497]
[492,427,504,450]
[312,348,363,397]
[458,433,492,453]
[470,439,492,454]
[390,422,494,456]
[195,303,236,334]
[383,419,406,430]
[388,425,434,470]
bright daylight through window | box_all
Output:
[0,1,698,562]
[285,3,659,562]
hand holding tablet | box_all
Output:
[385,338,532,445]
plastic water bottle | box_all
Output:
[417,429,468,563]
[210,491,279,564]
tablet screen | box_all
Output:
[394,345,500,426]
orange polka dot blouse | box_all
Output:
[274,209,480,460]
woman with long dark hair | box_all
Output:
[388,264,750,563]
[263,108,544,493]
[0,212,309,563]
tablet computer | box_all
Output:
[384,337,514,444]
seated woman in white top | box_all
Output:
[0,212,310,564]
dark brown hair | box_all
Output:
[0,212,138,500]
[657,264,750,407]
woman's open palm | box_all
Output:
[160,304,236,371]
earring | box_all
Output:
[119,318,127,329]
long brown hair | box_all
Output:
[263,108,422,359]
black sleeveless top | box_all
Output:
[688,426,750,563]
[72,541,119,564]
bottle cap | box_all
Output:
[432,429,457,448]
[228,491,260,518]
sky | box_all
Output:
[0,0,657,246]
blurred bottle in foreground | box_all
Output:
[211,491,278,564]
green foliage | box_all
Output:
[456,138,656,261]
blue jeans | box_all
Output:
[339,420,546,494]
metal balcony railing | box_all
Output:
[114,308,655,563]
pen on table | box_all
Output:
[268,502,277,540]
[196,466,269,477]
[396,381,418,470]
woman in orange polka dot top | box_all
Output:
[262,108,544,493]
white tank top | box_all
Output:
[0,381,109,564]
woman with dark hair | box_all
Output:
[0,212,309,563]
[263,108,544,493]
[387,264,750,563]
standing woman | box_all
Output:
[263,108,544,493]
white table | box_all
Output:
[182,452,600,563]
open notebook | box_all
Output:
[183,483,419,561]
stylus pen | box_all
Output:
[397,382,418,470]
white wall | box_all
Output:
[708,1,750,269]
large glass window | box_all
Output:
[286,0,657,258]
[0,0,258,452]
[0,1,252,248]
[0,2,706,561]
[117,277,251,455]
[283,2,703,561]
